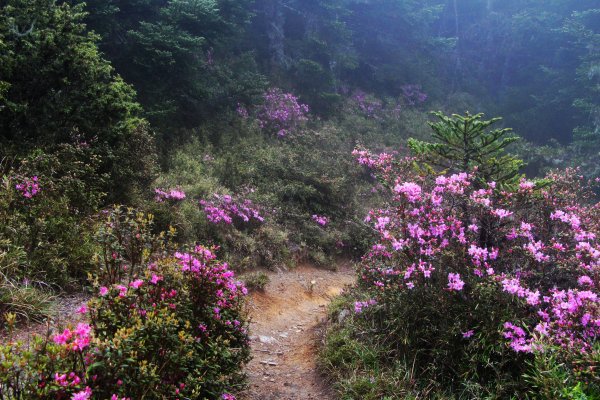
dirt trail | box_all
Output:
[240,263,355,400]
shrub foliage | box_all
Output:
[322,113,600,398]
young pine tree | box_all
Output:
[408,111,524,186]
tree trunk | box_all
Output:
[265,0,286,71]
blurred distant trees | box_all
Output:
[434,0,600,143]
[20,0,598,149]
[76,0,266,132]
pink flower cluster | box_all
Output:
[257,88,309,137]
[394,182,422,203]
[15,176,40,198]
[55,372,82,387]
[200,194,264,225]
[154,188,186,202]
[312,214,329,226]
[447,273,465,291]
[71,387,92,400]
[503,322,532,352]
[535,289,600,352]
[355,149,600,354]
[352,148,403,181]
[53,323,92,351]
[354,299,377,313]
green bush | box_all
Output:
[243,271,270,291]
[93,205,175,286]
[89,247,250,398]
[0,246,251,399]
[0,148,100,289]
[320,295,424,400]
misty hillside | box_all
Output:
[1,1,599,399]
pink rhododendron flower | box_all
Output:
[114,285,127,297]
[201,194,264,225]
[578,275,593,286]
[394,182,422,203]
[154,187,186,202]
[130,279,144,289]
[71,387,92,400]
[312,214,329,226]
[53,328,72,345]
[15,176,40,198]
[354,299,377,313]
[492,209,513,219]
[519,179,535,191]
[447,273,465,291]
[256,88,309,137]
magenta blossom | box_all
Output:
[312,214,329,226]
[15,176,40,198]
[154,188,186,202]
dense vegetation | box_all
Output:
[321,114,600,398]
[0,0,598,398]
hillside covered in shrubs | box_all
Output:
[0,0,599,399]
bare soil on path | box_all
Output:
[240,263,355,400]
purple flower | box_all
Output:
[312,214,329,226]
[15,176,40,198]
[447,273,465,291]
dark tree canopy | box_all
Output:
[0,0,156,201]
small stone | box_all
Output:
[258,335,277,344]
[338,309,350,324]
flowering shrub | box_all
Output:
[351,90,383,118]
[0,245,250,399]
[348,147,600,395]
[88,245,250,398]
[0,332,93,398]
[200,194,264,226]
[236,103,249,119]
[154,187,186,202]
[400,84,427,106]
[0,147,102,290]
[256,88,309,137]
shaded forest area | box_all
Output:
[75,0,599,143]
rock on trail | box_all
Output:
[240,263,355,400]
